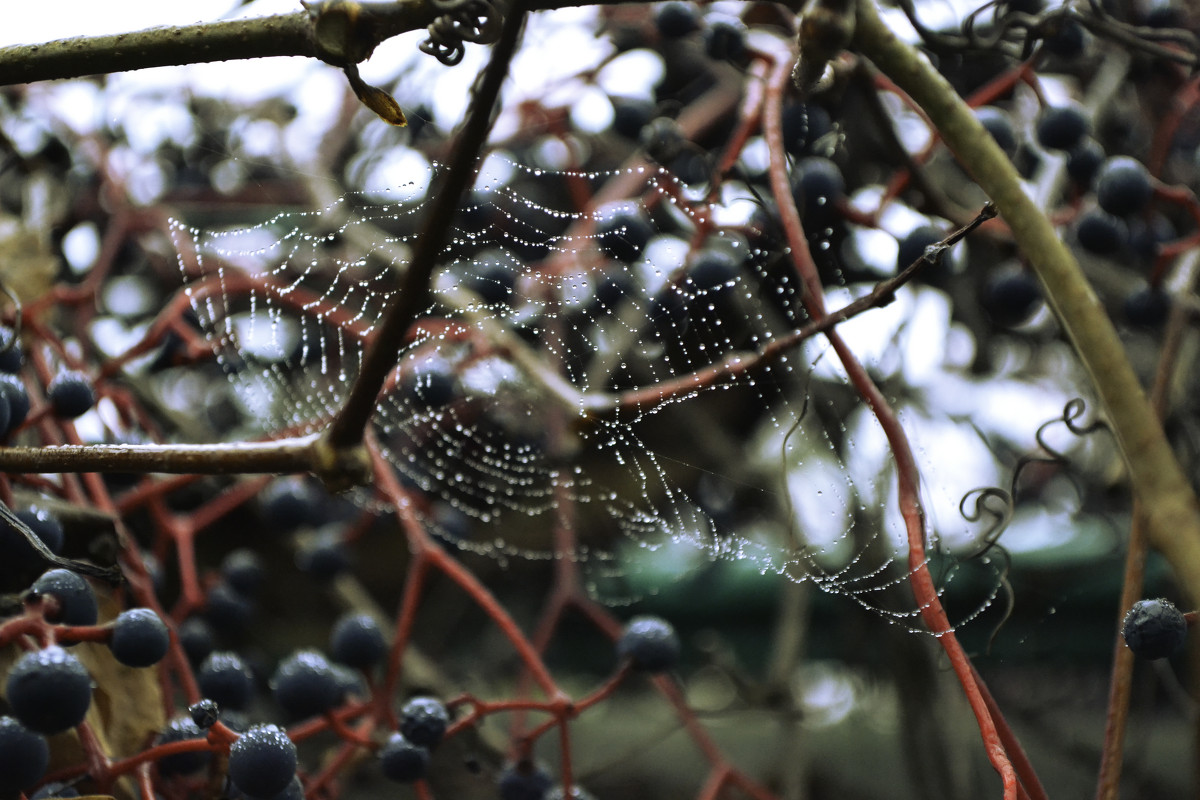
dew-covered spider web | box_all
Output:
[171,152,1020,635]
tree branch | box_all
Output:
[853,0,1200,602]
[0,0,740,87]
[322,0,529,453]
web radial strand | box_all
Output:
[172,154,1006,628]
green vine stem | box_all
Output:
[853,0,1200,602]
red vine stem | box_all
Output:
[760,42,1031,800]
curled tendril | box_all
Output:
[955,399,1111,650]
[949,0,1198,67]
[420,0,503,67]
[0,500,123,584]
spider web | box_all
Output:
[170,153,1008,633]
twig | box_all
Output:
[322,0,530,456]
[853,0,1200,605]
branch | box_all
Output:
[853,0,1200,601]
[0,0,735,87]
[322,0,529,453]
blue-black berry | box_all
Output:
[399,696,450,749]
[981,269,1042,327]
[31,568,98,627]
[198,651,256,711]
[272,649,342,720]
[330,612,388,670]
[6,645,92,735]
[498,761,554,800]
[0,326,23,373]
[617,615,681,673]
[379,732,431,782]
[1075,209,1127,255]
[1095,156,1154,217]
[655,2,700,38]
[640,117,685,166]
[704,18,746,63]
[228,723,298,799]
[178,616,216,664]
[0,373,30,432]
[188,699,220,729]
[896,225,945,273]
[405,356,459,410]
[296,527,352,580]
[1124,286,1171,328]
[793,157,845,221]
[974,107,1018,158]
[204,580,255,635]
[1066,137,1105,188]
[110,608,170,668]
[154,715,210,776]
[547,787,597,800]
[46,371,95,419]
[596,203,654,264]
[220,548,267,597]
[1123,598,1188,660]
[1035,104,1090,151]
[0,715,49,795]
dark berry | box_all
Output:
[793,157,844,220]
[220,548,267,597]
[0,326,23,373]
[1095,156,1154,217]
[330,612,388,670]
[781,103,833,156]
[178,616,216,664]
[1143,0,1185,28]
[639,117,685,166]
[655,2,700,38]
[188,699,220,729]
[46,371,95,419]
[110,608,170,668]
[975,106,1018,158]
[399,696,450,749]
[259,477,324,531]
[1124,286,1171,328]
[332,663,366,700]
[1066,137,1105,187]
[981,269,1042,326]
[1074,208,1127,254]
[896,225,945,272]
[617,615,681,672]
[1128,214,1175,262]
[32,568,98,627]
[295,527,351,580]
[0,716,49,795]
[1044,17,1086,59]
[405,356,459,410]
[198,651,256,711]
[0,373,29,432]
[593,267,637,312]
[596,203,654,263]
[466,249,519,306]
[228,724,298,799]
[272,649,342,720]
[0,505,64,578]
[155,715,210,776]
[688,250,739,292]
[703,18,746,63]
[204,580,255,635]
[498,761,554,800]
[1036,104,1090,151]
[379,732,431,782]
[611,97,655,140]
[6,645,93,735]
[1122,598,1187,660]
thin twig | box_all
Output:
[854,0,1200,605]
[322,0,530,455]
